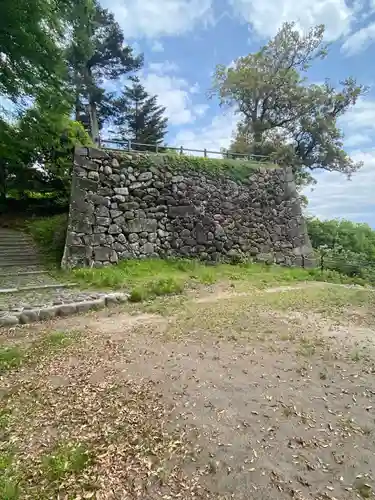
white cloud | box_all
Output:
[343,133,372,149]
[303,96,375,224]
[341,21,375,55]
[148,61,179,74]
[141,72,208,125]
[151,40,164,52]
[305,149,375,225]
[340,97,375,137]
[173,111,238,155]
[229,0,354,41]
[100,0,213,38]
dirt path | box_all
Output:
[1,282,375,499]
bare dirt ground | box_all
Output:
[1,281,375,499]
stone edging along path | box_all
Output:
[0,292,129,327]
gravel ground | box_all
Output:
[1,282,375,499]
[0,269,59,290]
[0,287,111,317]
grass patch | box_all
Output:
[0,451,20,500]
[41,443,92,482]
[0,348,23,374]
[0,409,11,431]
[129,277,184,302]
[0,330,78,375]
[71,257,373,301]
[109,151,278,183]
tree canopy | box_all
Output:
[114,79,168,147]
[212,22,367,184]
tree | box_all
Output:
[212,22,367,182]
[66,0,143,143]
[307,217,375,260]
[114,80,168,147]
[0,90,92,209]
[0,0,80,102]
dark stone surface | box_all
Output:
[60,149,314,269]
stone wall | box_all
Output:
[61,147,314,269]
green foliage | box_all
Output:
[307,217,375,259]
[0,451,19,500]
[307,217,375,283]
[114,78,168,147]
[42,443,92,481]
[67,0,143,141]
[0,330,79,376]
[0,348,23,374]
[0,0,68,101]
[111,151,277,182]
[27,214,68,264]
[72,256,372,302]
[212,22,367,183]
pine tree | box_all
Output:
[66,0,143,144]
[114,80,168,149]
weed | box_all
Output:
[128,287,147,303]
[129,277,184,302]
[351,349,362,362]
[42,443,92,482]
[0,409,11,430]
[0,452,20,500]
[41,331,75,349]
[0,331,78,375]
[354,479,372,498]
[283,406,293,417]
[0,348,23,373]
[149,277,184,297]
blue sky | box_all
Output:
[100,0,375,226]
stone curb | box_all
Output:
[0,283,78,294]
[0,293,129,327]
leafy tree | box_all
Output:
[114,80,168,147]
[212,22,367,183]
[66,0,143,143]
[307,217,375,261]
[0,91,92,209]
[0,0,82,102]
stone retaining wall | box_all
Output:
[61,147,314,269]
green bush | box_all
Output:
[27,214,68,264]
[129,277,184,302]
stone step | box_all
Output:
[0,259,42,267]
[0,237,35,243]
[0,283,77,294]
[0,272,55,289]
[0,270,48,277]
[0,249,40,257]
[0,239,34,245]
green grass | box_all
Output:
[41,443,92,482]
[0,331,78,375]
[0,348,23,374]
[0,451,20,500]
[0,409,11,431]
[71,257,372,302]
[109,151,278,183]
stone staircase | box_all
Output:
[0,228,128,327]
[0,228,43,268]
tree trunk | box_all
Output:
[88,100,100,146]
[252,126,263,160]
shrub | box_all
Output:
[27,214,68,264]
